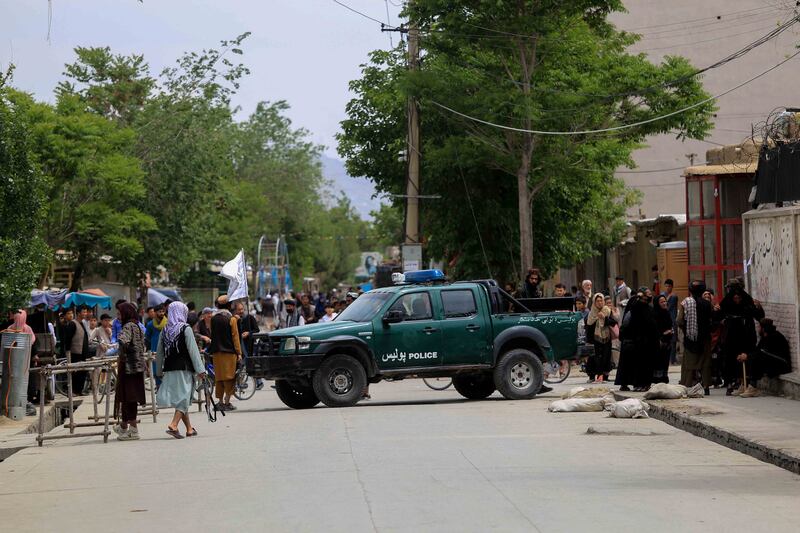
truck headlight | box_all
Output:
[298,336,311,350]
[283,338,296,352]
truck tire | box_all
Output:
[312,354,367,407]
[494,348,544,400]
[452,371,496,400]
[274,379,320,409]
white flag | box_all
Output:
[220,249,249,301]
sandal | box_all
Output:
[166,427,184,439]
[186,429,198,437]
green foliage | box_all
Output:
[32,34,374,291]
[57,47,154,126]
[339,0,714,282]
[0,83,50,311]
[9,90,155,291]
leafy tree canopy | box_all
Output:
[339,0,714,282]
[0,74,50,310]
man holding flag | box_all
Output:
[211,250,249,410]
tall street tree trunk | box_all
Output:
[70,248,86,293]
[517,169,533,277]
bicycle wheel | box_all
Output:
[423,377,453,391]
[97,369,117,403]
[233,370,256,401]
[544,360,571,384]
[55,374,70,396]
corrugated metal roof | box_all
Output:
[684,162,757,175]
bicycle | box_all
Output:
[543,359,572,384]
[422,377,453,390]
[203,352,256,401]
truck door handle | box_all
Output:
[423,327,439,334]
[466,324,481,331]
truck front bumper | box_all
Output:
[246,354,325,379]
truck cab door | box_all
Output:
[372,291,443,369]
[437,287,491,365]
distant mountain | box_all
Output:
[320,154,384,220]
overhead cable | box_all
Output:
[428,48,800,136]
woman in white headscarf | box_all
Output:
[156,301,206,439]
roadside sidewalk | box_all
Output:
[614,368,800,475]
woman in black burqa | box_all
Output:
[719,284,764,395]
[652,294,674,384]
[615,289,658,392]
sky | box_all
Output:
[0,0,404,158]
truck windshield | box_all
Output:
[335,292,392,322]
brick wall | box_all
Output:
[760,301,799,373]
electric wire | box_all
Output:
[428,48,800,136]
[331,0,399,28]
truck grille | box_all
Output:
[254,336,282,356]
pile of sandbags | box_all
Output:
[548,388,616,412]
[549,385,651,417]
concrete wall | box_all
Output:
[743,206,800,373]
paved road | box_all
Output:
[1,377,799,532]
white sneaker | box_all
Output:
[117,427,140,441]
[112,424,124,436]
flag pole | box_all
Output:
[242,249,254,338]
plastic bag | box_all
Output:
[607,398,650,418]
[643,383,687,400]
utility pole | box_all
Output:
[405,20,420,246]
[383,4,424,271]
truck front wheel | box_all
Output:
[275,379,320,409]
[494,349,544,400]
[312,354,367,407]
[453,372,496,400]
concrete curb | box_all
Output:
[613,392,800,476]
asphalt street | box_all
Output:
[1,377,799,533]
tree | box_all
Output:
[0,74,50,310]
[47,37,383,291]
[57,46,154,126]
[9,90,154,291]
[339,1,713,281]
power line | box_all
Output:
[615,166,687,174]
[632,180,686,189]
[622,4,785,31]
[428,48,800,136]
[427,15,798,102]
[331,0,399,28]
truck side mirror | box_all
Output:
[382,309,404,325]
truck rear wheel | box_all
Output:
[452,372,496,400]
[312,354,367,407]
[274,379,320,409]
[494,349,544,400]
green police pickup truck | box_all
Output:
[247,270,582,409]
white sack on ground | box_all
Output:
[548,394,615,412]
[643,383,688,400]
[562,386,611,399]
[607,398,650,418]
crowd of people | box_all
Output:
[2,272,794,439]
[251,290,361,330]
[508,268,792,397]
[9,287,363,439]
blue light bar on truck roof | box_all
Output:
[396,269,447,284]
